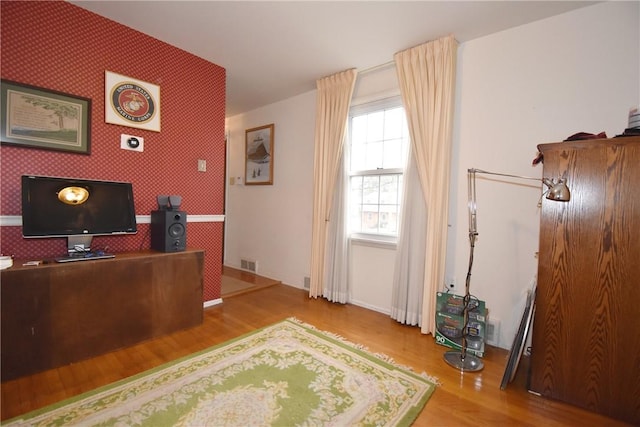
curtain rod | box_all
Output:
[359,60,395,76]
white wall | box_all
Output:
[349,241,395,314]
[450,1,639,348]
[225,91,316,287]
[225,64,400,299]
[225,1,640,348]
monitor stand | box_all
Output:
[67,235,93,254]
[55,251,115,263]
[56,235,115,262]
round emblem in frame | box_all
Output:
[105,71,161,132]
[110,83,155,124]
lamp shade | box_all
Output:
[544,179,570,201]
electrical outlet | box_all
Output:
[446,277,456,292]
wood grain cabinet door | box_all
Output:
[530,137,640,425]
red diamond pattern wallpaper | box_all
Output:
[1,1,226,301]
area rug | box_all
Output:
[3,318,437,426]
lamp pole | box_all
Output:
[443,168,569,372]
[443,169,483,371]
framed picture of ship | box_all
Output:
[245,123,274,185]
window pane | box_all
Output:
[350,176,363,203]
[366,111,384,143]
[365,141,383,170]
[349,176,363,232]
[351,116,367,145]
[382,138,404,169]
[362,204,379,233]
[362,176,379,204]
[379,204,398,235]
[380,175,400,204]
[347,99,408,237]
[350,141,366,171]
[384,108,404,140]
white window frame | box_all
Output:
[346,96,408,244]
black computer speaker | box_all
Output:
[156,194,182,211]
[150,210,187,252]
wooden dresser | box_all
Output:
[1,249,204,381]
[530,136,640,425]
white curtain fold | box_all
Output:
[390,151,427,325]
[309,69,358,298]
[322,158,349,302]
[393,35,458,334]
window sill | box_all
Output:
[349,234,397,250]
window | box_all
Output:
[347,97,409,239]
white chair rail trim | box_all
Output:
[0,214,225,227]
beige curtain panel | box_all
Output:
[309,69,357,298]
[394,35,458,334]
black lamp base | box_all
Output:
[443,350,484,372]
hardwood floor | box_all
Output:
[221,265,281,297]
[1,282,631,426]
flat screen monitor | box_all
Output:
[21,175,137,254]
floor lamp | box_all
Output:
[443,168,570,372]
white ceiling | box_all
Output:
[71,1,598,117]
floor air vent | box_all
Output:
[240,258,257,273]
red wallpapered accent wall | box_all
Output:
[0,1,226,301]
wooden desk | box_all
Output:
[1,249,204,381]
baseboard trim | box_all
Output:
[349,299,390,316]
[203,298,223,308]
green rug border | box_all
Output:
[3,317,437,425]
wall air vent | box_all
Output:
[240,258,257,273]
